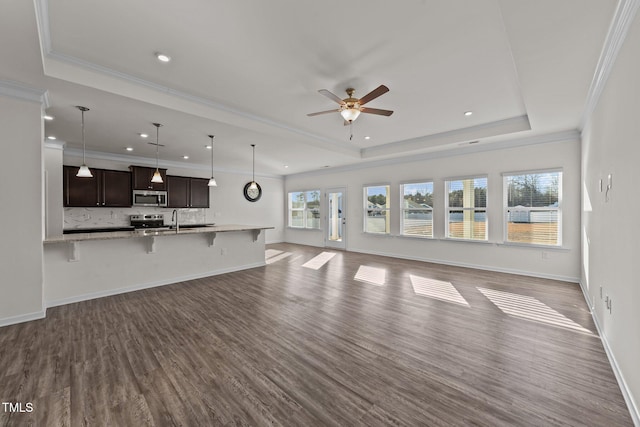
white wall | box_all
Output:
[0,94,45,325]
[44,230,266,306]
[61,153,285,243]
[285,139,581,282]
[44,143,64,237]
[581,9,640,422]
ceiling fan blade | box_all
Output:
[358,85,389,106]
[307,109,339,117]
[318,89,346,105]
[361,107,394,116]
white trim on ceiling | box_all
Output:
[361,115,531,159]
[0,79,49,107]
[287,129,580,179]
[580,0,640,131]
[62,147,283,179]
[32,0,361,158]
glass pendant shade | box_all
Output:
[75,106,92,178]
[340,107,361,122]
[208,177,217,187]
[151,169,163,183]
[248,181,258,191]
[76,164,93,178]
[151,123,163,184]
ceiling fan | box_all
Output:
[307,85,394,124]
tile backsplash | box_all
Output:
[64,207,208,229]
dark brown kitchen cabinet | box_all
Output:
[63,166,131,207]
[130,166,167,191]
[167,176,210,208]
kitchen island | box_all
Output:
[43,224,273,308]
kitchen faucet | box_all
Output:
[172,209,179,232]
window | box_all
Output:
[364,185,390,234]
[446,176,487,241]
[288,190,321,229]
[503,170,562,246]
[401,181,433,237]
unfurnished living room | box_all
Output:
[1,1,639,426]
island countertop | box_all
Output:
[44,224,274,244]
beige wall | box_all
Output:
[0,94,45,325]
[581,9,640,422]
[285,138,581,282]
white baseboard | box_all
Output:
[46,261,265,308]
[0,309,46,328]
[578,281,639,426]
[349,247,580,283]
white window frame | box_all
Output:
[445,175,488,241]
[400,180,434,238]
[502,169,562,247]
[288,190,321,229]
[363,184,391,234]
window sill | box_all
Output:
[496,242,570,251]
[441,238,492,245]
[286,227,322,232]
[396,234,436,240]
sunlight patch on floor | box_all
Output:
[409,275,469,306]
[265,249,283,259]
[302,252,337,270]
[265,251,293,264]
[354,265,386,286]
[478,287,592,334]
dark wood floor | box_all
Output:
[0,243,632,426]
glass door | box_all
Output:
[326,187,346,249]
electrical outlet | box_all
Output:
[221,247,228,255]
[542,251,550,260]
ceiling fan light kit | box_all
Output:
[308,85,393,125]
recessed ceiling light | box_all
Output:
[139,133,148,138]
[464,111,473,116]
[182,155,189,159]
[47,136,56,140]
[155,52,171,63]
[364,136,371,140]
[43,115,54,121]
[205,145,212,149]
[284,165,289,168]
[125,147,133,151]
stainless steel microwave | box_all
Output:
[132,190,168,207]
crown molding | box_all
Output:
[361,115,531,159]
[287,129,580,179]
[44,140,66,150]
[0,79,49,107]
[32,0,359,158]
[62,147,283,179]
[580,0,640,131]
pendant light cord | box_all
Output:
[81,109,86,163]
[210,135,215,176]
[251,144,255,182]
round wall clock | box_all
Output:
[243,182,262,202]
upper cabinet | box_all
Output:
[130,166,167,191]
[167,176,210,208]
[63,166,131,207]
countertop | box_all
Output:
[45,224,274,244]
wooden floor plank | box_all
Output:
[0,243,633,426]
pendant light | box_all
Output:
[249,144,258,190]
[151,123,163,184]
[207,135,217,187]
[75,106,93,178]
